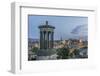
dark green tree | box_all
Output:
[32,47,39,54]
[57,47,69,59]
[74,49,79,56]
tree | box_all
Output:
[32,47,38,54]
[73,49,80,58]
[57,47,69,59]
[74,49,79,56]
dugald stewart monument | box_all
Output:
[28,15,88,61]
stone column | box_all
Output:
[49,32,51,48]
[45,31,48,49]
[46,31,49,49]
[43,31,46,49]
[51,32,54,48]
[40,31,43,49]
[48,32,50,49]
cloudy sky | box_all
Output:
[28,15,88,40]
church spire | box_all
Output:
[60,36,62,41]
[46,21,48,25]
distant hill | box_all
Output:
[28,38,39,43]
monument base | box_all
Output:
[36,49,57,60]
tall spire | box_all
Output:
[46,21,48,25]
[60,36,62,41]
